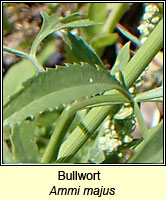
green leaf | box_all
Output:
[30,11,60,55]
[3,60,36,106]
[128,120,163,163]
[82,3,107,39]
[30,11,99,56]
[10,121,39,163]
[116,24,141,46]
[63,32,105,68]
[3,63,123,127]
[102,3,129,34]
[135,86,163,102]
[56,18,163,163]
[3,40,55,105]
[90,33,118,49]
[59,19,100,29]
[111,42,131,75]
[60,12,85,23]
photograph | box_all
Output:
[2,2,164,165]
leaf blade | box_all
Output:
[3,63,123,127]
[127,120,163,163]
[111,41,131,75]
[30,11,99,56]
[63,32,105,68]
[10,121,39,163]
[135,86,163,102]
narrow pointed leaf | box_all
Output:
[63,32,105,68]
[3,63,125,127]
[128,120,163,163]
[135,86,163,102]
[116,24,141,46]
[60,12,85,23]
[111,42,131,75]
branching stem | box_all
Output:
[41,84,148,164]
[3,46,44,72]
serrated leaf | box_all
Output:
[30,11,99,56]
[10,121,39,163]
[111,42,131,75]
[3,63,123,127]
[63,32,105,68]
[128,120,163,163]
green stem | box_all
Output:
[123,18,163,88]
[30,55,45,72]
[41,109,76,163]
[41,86,132,163]
[3,45,30,59]
[55,100,149,164]
[133,101,148,140]
[56,18,163,163]
[116,23,141,46]
[3,46,44,72]
[42,91,153,163]
[102,3,128,33]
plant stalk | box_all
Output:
[3,46,44,72]
[41,85,132,163]
[57,18,163,163]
